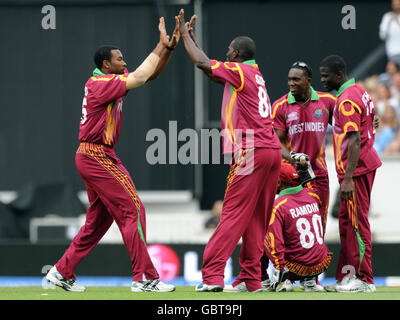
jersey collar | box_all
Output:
[242,59,256,65]
[278,184,303,196]
[288,86,319,104]
[336,78,355,97]
[93,68,106,76]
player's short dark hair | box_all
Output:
[94,45,119,69]
[232,36,256,61]
[291,61,313,78]
[320,55,347,75]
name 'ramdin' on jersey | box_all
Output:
[289,202,319,219]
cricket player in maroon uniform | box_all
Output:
[320,55,382,293]
[46,17,180,292]
[272,61,336,235]
[264,162,332,292]
[178,10,281,292]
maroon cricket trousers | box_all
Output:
[335,170,376,284]
[55,142,158,281]
[308,175,330,235]
[201,147,281,292]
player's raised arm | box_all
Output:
[147,13,182,81]
[185,14,199,48]
[178,9,212,76]
[126,17,170,89]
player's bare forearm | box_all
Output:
[148,13,181,81]
[181,32,211,74]
[275,129,295,164]
[152,41,166,58]
[147,48,173,81]
[126,17,170,89]
[341,131,360,200]
[343,131,361,180]
[178,9,212,77]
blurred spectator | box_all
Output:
[379,0,400,66]
[378,60,399,87]
[375,83,392,115]
[388,72,400,111]
[384,129,400,155]
[374,105,399,155]
[204,200,223,230]
[363,75,380,106]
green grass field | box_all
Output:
[1,286,400,300]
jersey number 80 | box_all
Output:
[296,214,324,249]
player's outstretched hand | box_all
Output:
[159,17,170,47]
[185,14,197,43]
[177,9,188,36]
[373,115,380,130]
[168,10,183,49]
[340,177,355,202]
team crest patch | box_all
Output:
[315,109,322,118]
[287,112,298,121]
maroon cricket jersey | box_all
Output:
[210,59,280,154]
[332,79,382,178]
[265,185,329,271]
[272,88,336,177]
[78,68,129,147]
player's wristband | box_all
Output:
[166,46,175,51]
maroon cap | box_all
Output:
[279,162,300,185]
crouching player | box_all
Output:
[264,162,332,292]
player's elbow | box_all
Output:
[126,72,147,90]
[195,59,211,71]
[347,131,361,147]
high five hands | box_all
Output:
[158,9,197,50]
[157,10,184,50]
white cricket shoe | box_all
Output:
[335,276,371,293]
[276,279,294,292]
[324,275,351,292]
[224,282,248,292]
[303,278,324,292]
[131,279,175,292]
[45,266,86,292]
[261,279,271,289]
[195,283,223,292]
[262,279,274,291]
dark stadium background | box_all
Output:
[1,0,398,283]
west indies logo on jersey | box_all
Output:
[287,112,298,122]
[315,109,323,119]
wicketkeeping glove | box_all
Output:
[289,151,316,185]
[269,266,289,291]
[289,151,310,165]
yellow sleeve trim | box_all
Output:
[235,63,245,92]
[335,121,359,174]
[308,192,322,207]
[339,99,362,116]
[91,75,116,82]
[272,98,288,119]
[318,93,337,101]
[269,198,288,226]
[90,74,127,82]
[211,61,221,70]
[265,232,281,270]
